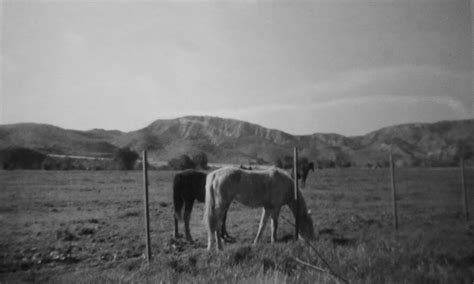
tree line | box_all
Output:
[0,147,140,171]
[1,146,471,171]
[167,152,209,170]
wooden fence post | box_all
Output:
[461,157,469,221]
[142,151,152,263]
[390,151,398,231]
[294,147,299,240]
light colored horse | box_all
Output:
[204,167,316,251]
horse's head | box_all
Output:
[298,209,316,240]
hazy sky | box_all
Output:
[1,0,472,136]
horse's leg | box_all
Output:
[174,213,179,239]
[207,225,214,251]
[183,199,195,242]
[270,208,281,243]
[206,207,215,251]
[215,229,223,251]
[221,206,236,242]
[253,208,271,245]
[214,204,227,250]
[173,199,182,239]
[221,207,229,239]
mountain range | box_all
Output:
[1,116,473,167]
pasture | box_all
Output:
[1,168,473,283]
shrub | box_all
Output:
[192,152,208,170]
[274,158,283,168]
[279,156,311,169]
[0,147,47,170]
[168,155,196,170]
[283,156,293,169]
[113,147,139,170]
[41,157,60,170]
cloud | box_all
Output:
[289,65,472,109]
[207,94,470,118]
[212,63,473,120]
[313,95,471,118]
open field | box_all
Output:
[1,168,473,283]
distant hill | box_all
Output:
[0,123,120,157]
[1,116,473,167]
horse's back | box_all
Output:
[207,167,293,208]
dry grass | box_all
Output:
[0,168,473,283]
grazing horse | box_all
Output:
[204,167,315,251]
[290,162,314,188]
[173,170,232,242]
[298,162,314,188]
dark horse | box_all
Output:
[298,161,314,188]
[289,161,315,188]
[173,169,233,242]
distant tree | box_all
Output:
[455,140,473,160]
[279,156,311,169]
[58,158,74,170]
[41,157,58,170]
[169,154,196,170]
[113,147,139,170]
[0,147,46,170]
[256,157,267,165]
[192,152,209,169]
[274,158,283,168]
[283,156,293,169]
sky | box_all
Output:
[1,0,473,136]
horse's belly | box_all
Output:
[234,193,268,208]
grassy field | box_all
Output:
[0,168,473,283]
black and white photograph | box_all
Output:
[1,0,473,282]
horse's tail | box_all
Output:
[204,171,217,231]
[173,175,184,221]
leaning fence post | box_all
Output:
[142,151,152,263]
[294,147,299,240]
[390,151,398,231]
[460,157,469,221]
